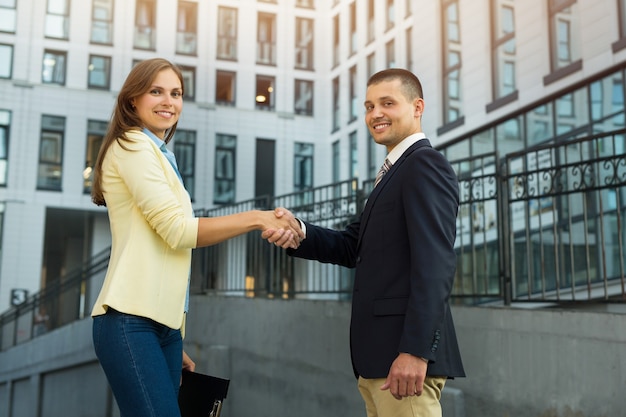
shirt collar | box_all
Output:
[386,132,427,164]
[142,127,166,150]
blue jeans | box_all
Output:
[93,308,183,417]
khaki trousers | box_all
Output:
[357,376,446,417]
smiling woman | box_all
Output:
[88,58,305,417]
[131,69,183,139]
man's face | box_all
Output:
[364,79,423,152]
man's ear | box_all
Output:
[414,98,425,118]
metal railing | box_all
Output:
[0,247,110,351]
[2,131,626,350]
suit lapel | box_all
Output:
[356,139,432,251]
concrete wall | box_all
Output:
[1,297,625,417]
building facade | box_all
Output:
[1,0,626,314]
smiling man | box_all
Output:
[268,68,466,417]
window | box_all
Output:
[295,17,314,70]
[294,142,313,192]
[349,2,357,56]
[0,110,10,186]
[332,14,339,67]
[367,0,375,44]
[91,0,113,44]
[442,0,463,125]
[0,0,17,33]
[134,0,156,50]
[491,0,516,100]
[216,70,236,105]
[406,27,413,71]
[38,115,65,191]
[179,66,195,102]
[367,52,376,77]
[618,0,626,39]
[332,76,340,131]
[367,133,377,179]
[294,142,314,205]
[88,55,111,89]
[257,13,276,65]
[349,131,358,178]
[386,0,395,30]
[45,0,69,39]
[42,50,67,85]
[0,44,12,78]
[406,0,413,17]
[386,39,395,68]
[349,66,358,122]
[177,1,197,55]
[217,7,237,60]
[214,134,236,204]
[332,140,340,182]
[255,75,275,111]
[295,79,313,116]
[174,130,196,200]
[526,104,554,147]
[548,0,580,72]
[83,120,107,193]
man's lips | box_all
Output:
[372,122,390,131]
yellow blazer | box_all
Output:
[91,129,199,332]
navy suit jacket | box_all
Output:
[288,139,465,379]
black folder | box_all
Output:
[178,370,230,417]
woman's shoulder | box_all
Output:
[112,129,153,151]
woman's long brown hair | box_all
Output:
[91,58,185,206]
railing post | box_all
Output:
[499,154,512,306]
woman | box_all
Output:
[90,58,302,417]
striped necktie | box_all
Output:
[374,158,392,188]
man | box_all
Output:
[267,68,465,417]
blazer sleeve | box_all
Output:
[287,218,361,268]
[105,133,198,250]
[399,147,459,360]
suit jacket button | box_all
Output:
[356,256,361,263]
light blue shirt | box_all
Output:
[143,128,184,184]
[143,128,190,312]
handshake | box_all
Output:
[261,207,304,249]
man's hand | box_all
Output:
[262,207,304,249]
[380,353,428,400]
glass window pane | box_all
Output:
[180,66,195,101]
[88,55,111,89]
[295,79,313,116]
[177,1,197,55]
[216,71,236,105]
[217,7,237,60]
[42,51,66,84]
[91,0,113,44]
[0,44,12,78]
[0,7,16,33]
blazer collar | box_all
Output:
[356,139,433,249]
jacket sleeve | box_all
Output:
[399,147,459,361]
[106,135,199,250]
[287,217,361,268]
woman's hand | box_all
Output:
[260,208,304,249]
[182,350,196,372]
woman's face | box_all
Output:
[132,68,183,139]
